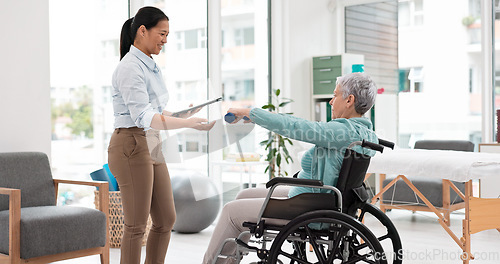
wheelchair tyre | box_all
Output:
[357,203,403,264]
[268,210,387,264]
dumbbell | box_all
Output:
[224,112,250,123]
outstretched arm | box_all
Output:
[150,114,215,131]
[227,108,355,149]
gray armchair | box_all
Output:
[0,152,109,263]
[380,140,474,226]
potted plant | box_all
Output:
[260,89,294,178]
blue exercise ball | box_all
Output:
[171,172,221,233]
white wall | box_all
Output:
[272,0,340,173]
[273,0,339,121]
[0,1,51,155]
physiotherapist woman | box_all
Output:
[108,6,215,264]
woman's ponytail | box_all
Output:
[119,17,135,60]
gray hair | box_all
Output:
[336,72,377,115]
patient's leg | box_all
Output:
[203,198,263,264]
[235,186,290,200]
[202,197,288,264]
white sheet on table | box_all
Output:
[366,148,500,182]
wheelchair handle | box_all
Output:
[378,138,395,149]
[361,140,384,153]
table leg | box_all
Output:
[379,174,387,212]
[443,180,451,227]
[461,180,473,264]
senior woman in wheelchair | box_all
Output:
[203,72,378,264]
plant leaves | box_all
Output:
[260,138,273,146]
[263,104,276,111]
[279,101,293,107]
[262,104,271,109]
[282,147,290,157]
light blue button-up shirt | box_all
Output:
[111,45,169,130]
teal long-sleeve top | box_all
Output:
[249,108,378,197]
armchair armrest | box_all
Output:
[52,179,109,215]
[53,178,108,188]
[0,187,21,260]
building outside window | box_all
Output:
[398,0,424,28]
[397,0,485,148]
[49,0,128,206]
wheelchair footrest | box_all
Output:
[235,239,269,260]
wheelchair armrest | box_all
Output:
[266,177,323,189]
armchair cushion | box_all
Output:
[0,152,56,211]
[0,206,106,259]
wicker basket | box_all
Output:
[94,190,152,248]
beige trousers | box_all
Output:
[108,127,176,264]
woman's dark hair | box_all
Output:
[120,6,169,60]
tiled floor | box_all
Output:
[54,209,500,264]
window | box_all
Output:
[469,0,481,18]
[101,40,119,58]
[398,0,424,27]
[495,1,500,140]
[235,27,255,46]
[218,0,269,202]
[185,29,198,49]
[399,68,423,93]
[407,67,424,92]
[49,0,128,206]
[397,0,481,146]
[176,28,207,50]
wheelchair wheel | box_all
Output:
[268,210,387,264]
[357,203,403,264]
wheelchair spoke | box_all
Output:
[344,255,377,264]
[305,225,328,263]
[278,249,312,264]
[292,241,307,262]
[352,242,370,251]
[327,226,349,263]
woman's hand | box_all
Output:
[227,108,252,123]
[188,117,216,131]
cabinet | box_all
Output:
[311,53,364,121]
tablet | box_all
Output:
[172,97,222,117]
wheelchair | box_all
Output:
[212,139,402,264]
